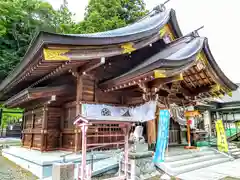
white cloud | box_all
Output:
[46,0,239,83]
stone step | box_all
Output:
[232,151,240,156]
[173,157,230,175]
[229,145,238,149]
[165,150,215,162]
[229,143,238,146]
[233,154,240,158]
[229,148,240,153]
[168,154,224,168]
[166,147,212,157]
[104,175,126,180]
[92,156,119,176]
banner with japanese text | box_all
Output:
[216,119,228,153]
[153,109,170,163]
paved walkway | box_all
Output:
[177,159,240,180]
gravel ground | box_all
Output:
[0,151,37,180]
[221,177,240,180]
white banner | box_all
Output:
[81,101,157,122]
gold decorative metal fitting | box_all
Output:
[210,84,221,92]
[121,43,136,54]
[43,49,70,61]
[159,24,174,41]
[196,51,208,65]
[175,73,183,81]
[154,69,166,78]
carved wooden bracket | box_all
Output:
[138,82,160,101]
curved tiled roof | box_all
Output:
[0,8,181,94]
[100,36,238,92]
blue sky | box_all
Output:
[46,0,240,83]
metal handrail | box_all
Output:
[60,141,124,163]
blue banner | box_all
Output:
[153,109,170,163]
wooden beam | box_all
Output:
[149,74,183,89]
[64,101,76,108]
[158,96,188,105]
[187,86,212,97]
[78,58,105,75]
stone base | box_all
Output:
[127,151,161,180]
[130,143,148,153]
[52,163,74,180]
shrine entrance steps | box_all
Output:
[229,142,240,159]
[227,132,240,142]
[155,147,232,176]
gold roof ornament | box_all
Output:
[218,94,224,98]
[43,49,70,61]
[227,91,232,97]
[121,42,136,54]
[159,24,175,43]
[154,69,166,78]
[210,84,221,93]
[196,52,208,65]
[175,73,183,81]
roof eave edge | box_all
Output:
[169,9,183,38]
[203,38,238,91]
[0,31,46,93]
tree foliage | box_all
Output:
[0,0,75,80]
[1,108,23,128]
[0,0,147,80]
[76,0,148,33]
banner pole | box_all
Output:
[164,98,170,156]
[166,109,170,156]
[186,117,191,147]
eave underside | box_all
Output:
[98,36,237,105]
[5,85,72,108]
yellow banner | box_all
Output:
[215,120,228,152]
[235,122,240,128]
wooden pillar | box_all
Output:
[75,75,83,152]
[147,120,157,146]
[41,106,48,151]
[138,82,158,146]
[146,99,158,147]
[30,110,35,148]
[59,109,64,149]
[123,124,130,178]
[21,113,26,146]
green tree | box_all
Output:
[0,0,75,80]
[54,0,76,33]
[0,107,23,129]
[75,0,148,33]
